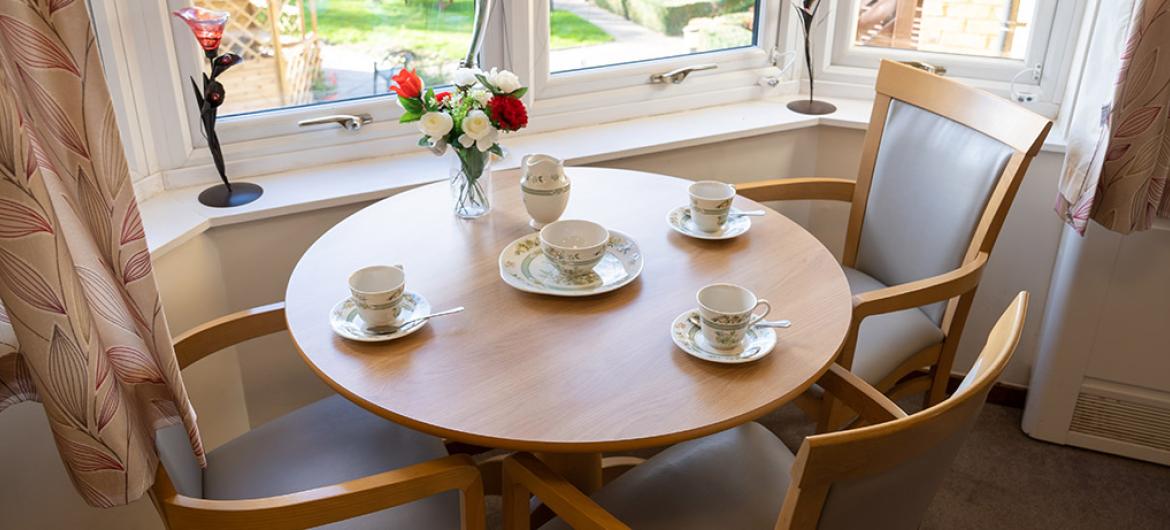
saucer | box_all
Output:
[670,309,776,364]
[499,230,644,297]
[666,206,751,240]
[330,291,432,342]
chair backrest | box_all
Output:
[844,61,1050,326]
[778,292,1029,530]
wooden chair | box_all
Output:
[149,302,485,530]
[500,292,1029,530]
[737,60,1050,429]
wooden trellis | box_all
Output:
[196,0,322,114]
[856,0,922,49]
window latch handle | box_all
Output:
[650,64,718,84]
[297,113,373,132]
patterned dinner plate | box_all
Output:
[671,309,776,364]
[330,291,432,342]
[666,206,751,240]
[498,230,644,297]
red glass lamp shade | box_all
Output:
[173,7,229,53]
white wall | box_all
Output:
[0,125,1067,528]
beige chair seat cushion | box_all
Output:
[540,422,793,530]
[202,394,460,530]
[844,267,945,385]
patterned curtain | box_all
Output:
[0,1,205,507]
[1057,0,1170,234]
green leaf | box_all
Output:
[418,136,431,147]
[399,111,421,123]
[475,73,499,94]
[454,145,486,180]
[398,95,424,115]
[488,144,504,157]
[509,87,528,99]
[424,88,436,110]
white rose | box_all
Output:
[459,127,498,152]
[418,111,453,138]
[459,110,497,152]
[451,67,481,88]
[487,67,521,93]
[461,110,493,140]
[470,89,491,106]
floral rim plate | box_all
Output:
[671,309,776,364]
[666,206,751,240]
[498,230,644,297]
[330,291,432,342]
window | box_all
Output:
[830,0,1062,81]
[98,0,1081,197]
[548,0,759,73]
[189,0,472,117]
[823,0,1084,116]
[532,0,774,104]
[853,0,1036,60]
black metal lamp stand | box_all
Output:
[788,1,837,116]
[191,50,262,207]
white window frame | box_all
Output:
[100,0,790,192]
[165,0,513,148]
[96,0,1088,196]
[831,0,1058,80]
[809,0,1088,117]
[521,0,784,130]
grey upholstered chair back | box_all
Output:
[853,100,1014,324]
[812,403,985,530]
[155,424,204,498]
[793,292,1027,530]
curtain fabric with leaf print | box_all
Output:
[0,0,205,507]
[1057,0,1170,234]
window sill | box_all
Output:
[141,94,1068,257]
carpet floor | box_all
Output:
[482,402,1170,529]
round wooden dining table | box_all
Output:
[285,167,852,493]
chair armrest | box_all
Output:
[735,178,855,203]
[502,453,630,530]
[852,252,989,321]
[818,364,907,424]
[157,454,485,530]
[172,302,287,370]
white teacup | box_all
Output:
[688,181,735,232]
[696,283,772,349]
[539,219,609,277]
[348,265,406,327]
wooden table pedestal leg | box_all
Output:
[526,452,603,527]
[534,452,604,494]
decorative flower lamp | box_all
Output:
[788,0,836,115]
[462,0,495,68]
[174,7,263,207]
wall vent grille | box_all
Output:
[1070,393,1170,452]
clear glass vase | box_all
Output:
[448,147,493,218]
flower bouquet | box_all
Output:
[391,67,529,218]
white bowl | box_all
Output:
[539,220,609,276]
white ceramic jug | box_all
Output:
[520,154,570,229]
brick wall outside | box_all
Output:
[916,0,1032,59]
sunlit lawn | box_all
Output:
[310,0,613,60]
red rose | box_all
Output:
[435,91,452,104]
[488,95,528,131]
[389,69,423,99]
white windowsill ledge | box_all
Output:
[141,95,1067,257]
